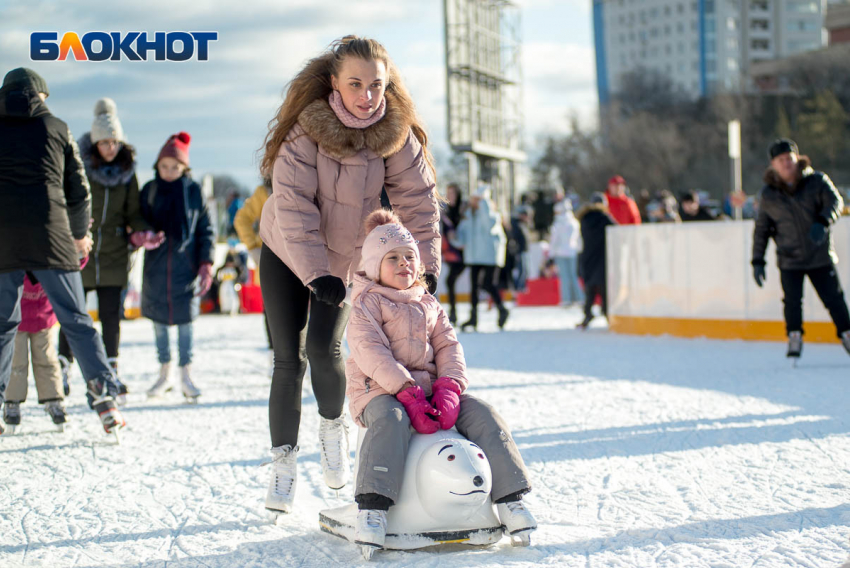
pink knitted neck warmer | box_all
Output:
[329,90,386,129]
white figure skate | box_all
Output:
[265,445,298,521]
[319,416,350,490]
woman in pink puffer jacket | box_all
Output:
[344,210,536,553]
[257,36,442,517]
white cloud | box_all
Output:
[523,41,599,136]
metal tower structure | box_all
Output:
[444,0,525,211]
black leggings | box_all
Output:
[260,244,350,448]
[468,264,503,313]
[583,281,608,322]
[781,264,850,336]
[59,286,123,361]
[445,262,465,315]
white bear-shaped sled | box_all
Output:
[319,428,503,555]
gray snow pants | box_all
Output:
[356,393,532,504]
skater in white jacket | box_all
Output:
[549,201,584,305]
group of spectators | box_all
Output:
[438,175,741,331]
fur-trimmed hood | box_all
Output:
[576,203,609,222]
[297,91,414,160]
[78,132,136,187]
[763,156,813,193]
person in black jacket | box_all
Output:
[576,193,615,329]
[752,138,850,359]
[440,183,466,324]
[679,190,717,222]
[0,68,124,435]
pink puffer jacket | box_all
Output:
[345,272,468,427]
[259,92,441,287]
[19,256,88,333]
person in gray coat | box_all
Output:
[752,138,850,360]
[452,184,508,331]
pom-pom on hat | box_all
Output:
[91,98,125,143]
[361,209,420,282]
[156,131,191,167]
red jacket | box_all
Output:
[19,256,88,333]
[605,192,642,225]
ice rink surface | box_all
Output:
[2,305,849,567]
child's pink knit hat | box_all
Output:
[361,209,419,282]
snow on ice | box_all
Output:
[1,306,849,567]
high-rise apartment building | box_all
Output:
[593,0,826,103]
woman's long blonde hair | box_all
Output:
[260,35,434,178]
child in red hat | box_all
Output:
[139,132,215,403]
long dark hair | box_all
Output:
[90,142,136,170]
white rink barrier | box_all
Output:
[606,218,850,343]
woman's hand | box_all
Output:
[74,236,93,257]
[309,275,346,306]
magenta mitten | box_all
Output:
[197,263,213,297]
[431,377,462,430]
[397,386,440,434]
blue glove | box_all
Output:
[809,222,827,246]
[753,265,766,288]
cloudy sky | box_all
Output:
[0,0,597,190]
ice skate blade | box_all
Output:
[359,543,379,560]
[146,386,173,399]
[184,396,200,405]
[115,394,127,407]
[266,507,290,523]
[5,424,19,435]
[509,530,532,547]
[56,423,65,433]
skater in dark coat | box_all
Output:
[577,193,616,329]
[58,98,159,401]
[751,138,850,359]
[140,132,215,402]
[440,183,466,324]
[0,68,124,435]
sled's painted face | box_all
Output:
[416,439,492,522]
[379,245,420,291]
[331,57,387,120]
[157,157,186,182]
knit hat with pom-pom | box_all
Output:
[156,131,191,167]
[91,98,124,143]
[360,209,420,282]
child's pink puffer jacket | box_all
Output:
[345,272,467,427]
